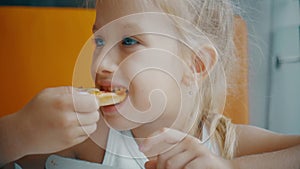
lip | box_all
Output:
[100,97,128,116]
[96,79,114,87]
[96,79,129,115]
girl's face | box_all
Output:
[92,0,198,133]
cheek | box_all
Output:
[129,69,182,115]
[162,69,200,127]
[128,77,150,111]
[115,48,193,124]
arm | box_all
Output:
[235,125,300,156]
[233,125,300,169]
[0,113,26,167]
[0,87,99,167]
[141,126,300,169]
[233,144,300,169]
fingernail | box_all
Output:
[139,145,145,152]
[139,145,149,152]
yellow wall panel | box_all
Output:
[0,6,95,116]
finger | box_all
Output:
[43,86,74,95]
[145,160,157,169]
[156,142,185,169]
[77,123,98,136]
[141,128,187,152]
[163,150,196,169]
[50,93,98,113]
[184,157,206,169]
[76,111,100,126]
[72,93,99,112]
[69,124,97,138]
[73,135,89,146]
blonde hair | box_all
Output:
[96,0,238,159]
[147,0,238,159]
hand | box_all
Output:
[140,128,234,169]
[15,87,100,155]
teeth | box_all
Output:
[99,86,128,94]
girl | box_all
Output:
[1,0,300,169]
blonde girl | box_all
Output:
[1,0,300,169]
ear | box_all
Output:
[193,45,218,78]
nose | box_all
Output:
[93,51,123,89]
[91,47,121,79]
[96,57,119,77]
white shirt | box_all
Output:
[15,127,220,169]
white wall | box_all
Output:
[268,0,300,134]
[236,0,300,134]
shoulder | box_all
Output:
[235,125,300,157]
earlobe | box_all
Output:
[193,45,218,78]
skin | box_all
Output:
[1,0,300,169]
[91,0,203,137]
[0,87,99,168]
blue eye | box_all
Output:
[122,37,139,46]
[94,38,105,47]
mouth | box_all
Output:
[84,85,129,107]
[98,85,129,95]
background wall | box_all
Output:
[268,0,300,134]
[236,0,300,134]
[0,6,95,117]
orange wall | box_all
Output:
[223,16,249,124]
[0,6,95,117]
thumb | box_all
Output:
[145,160,157,169]
[43,86,75,95]
[72,91,99,112]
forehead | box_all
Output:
[93,0,183,41]
[94,0,164,31]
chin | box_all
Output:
[103,115,142,131]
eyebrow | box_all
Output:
[122,23,143,33]
[92,22,143,34]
